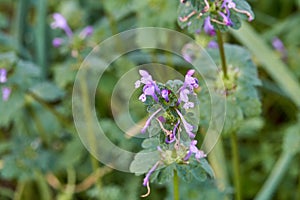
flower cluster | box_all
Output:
[51,13,93,49]
[135,70,206,197]
[178,0,254,34]
[0,68,11,101]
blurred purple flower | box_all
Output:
[272,37,285,52]
[80,26,94,39]
[51,13,73,37]
[0,68,7,83]
[272,37,288,60]
[52,37,64,48]
[2,87,11,101]
[207,40,218,49]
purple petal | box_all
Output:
[80,26,94,38]
[143,162,159,186]
[207,40,218,49]
[2,87,11,101]
[52,37,64,48]
[203,17,216,36]
[0,68,7,83]
[175,109,195,138]
[180,89,190,103]
[141,108,162,133]
[51,13,73,37]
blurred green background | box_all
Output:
[0,0,300,199]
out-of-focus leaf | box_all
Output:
[231,22,300,108]
[29,81,65,102]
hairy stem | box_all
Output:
[173,170,179,200]
[216,30,228,79]
[230,132,242,200]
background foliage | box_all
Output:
[0,0,300,199]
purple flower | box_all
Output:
[219,11,233,26]
[175,108,195,138]
[141,108,162,134]
[80,26,94,39]
[185,70,199,89]
[136,70,160,102]
[161,89,169,102]
[207,40,218,48]
[183,102,194,109]
[165,120,180,144]
[203,16,216,36]
[51,13,73,37]
[52,37,64,48]
[0,68,7,83]
[180,88,190,103]
[184,140,206,161]
[141,161,160,197]
[272,37,285,53]
[2,87,11,101]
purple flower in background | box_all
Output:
[184,140,206,161]
[272,37,288,61]
[2,87,11,101]
[203,16,216,36]
[207,40,218,49]
[80,26,94,39]
[272,37,286,53]
[0,68,7,83]
[51,13,73,37]
[52,37,64,48]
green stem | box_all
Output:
[35,171,52,200]
[35,0,48,78]
[230,132,242,200]
[216,30,228,79]
[173,170,179,200]
[255,152,293,200]
[79,71,102,190]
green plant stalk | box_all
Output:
[207,137,230,192]
[79,71,102,189]
[16,0,28,56]
[36,0,48,78]
[230,132,242,200]
[173,170,179,200]
[35,170,52,200]
[255,152,293,200]
[216,30,228,79]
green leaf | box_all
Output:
[129,151,160,174]
[234,0,255,21]
[141,137,160,149]
[283,123,300,155]
[176,164,193,182]
[156,164,175,184]
[29,81,65,102]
